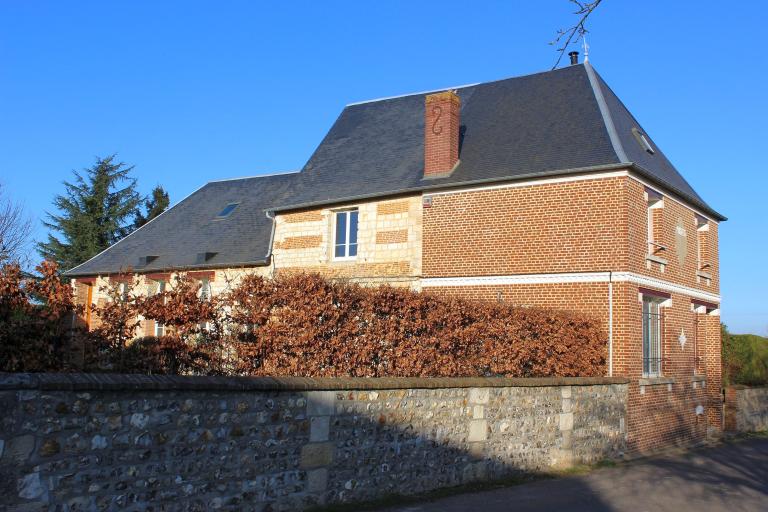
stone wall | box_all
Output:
[725,386,768,433]
[0,374,628,511]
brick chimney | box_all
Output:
[424,90,460,177]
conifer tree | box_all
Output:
[133,185,170,229]
[38,155,141,271]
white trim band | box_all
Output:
[422,271,720,304]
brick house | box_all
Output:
[65,58,725,453]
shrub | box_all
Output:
[0,261,79,372]
[1,265,608,378]
[722,324,768,386]
[226,273,607,378]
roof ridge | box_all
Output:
[207,170,300,184]
[345,64,588,107]
[584,61,629,163]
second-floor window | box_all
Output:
[646,188,665,256]
[334,209,359,259]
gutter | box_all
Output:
[268,162,725,222]
[65,259,270,279]
[270,162,629,213]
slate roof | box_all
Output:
[66,172,298,276]
[64,62,724,277]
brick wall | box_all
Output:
[423,176,628,277]
[421,172,722,453]
[626,178,719,293]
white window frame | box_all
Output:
[332,208,359,261]
[695,216,710,271]
[642,295,664,378]
[645,190,665,255]
[199,277,211,301]
[154,280,166,337]
[118,282,129,302]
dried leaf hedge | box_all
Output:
[0,264,606,377]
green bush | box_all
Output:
[722,324,768,386]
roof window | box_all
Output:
[632,128,655,155]
[216,203,239,218]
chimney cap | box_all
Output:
[568,51,579,65]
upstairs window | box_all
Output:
[200,278,211,300]
[333,209,359,260]
[118,282,129,302]
[645,188,665,256]
[695,215,711,272]
[154,280,166,337]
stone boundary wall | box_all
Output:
[725,386,768,433]
[0,374,628,511]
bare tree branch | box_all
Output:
[550,0,603,69]
[0,183,33,264]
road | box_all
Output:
[382,437,768,512]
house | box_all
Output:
[64,56,725,453]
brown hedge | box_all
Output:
[223,273,606,378]
[1,265,607,377]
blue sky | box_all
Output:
[0,1,765,334]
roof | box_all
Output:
[65,172,297,276]
[64,62,724,277]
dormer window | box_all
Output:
[632,128,655,155]
[216,203,239,219]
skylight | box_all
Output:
[216,203,239,218]
[632,128,655,155]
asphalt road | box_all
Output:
[382,437,768,512]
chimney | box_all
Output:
[568,51,579,65]
[424,90,461,178]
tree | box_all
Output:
[133,185,170,229]
[0,183,33,264]
[38,155,141,271]
[550,0,603,69]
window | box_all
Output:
[118,282,129,302]
[646,188,665,256]
[642,296,663,377]
[632,127,655,154]
[154,280,166,337]
[695,215,710,271]
[216,203,239,218]
[333,209,359,259]
[199,277,211,300]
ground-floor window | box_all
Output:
[642,295,663,377]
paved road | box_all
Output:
[382,438,768,512]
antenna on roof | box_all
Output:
[583,36,590,63]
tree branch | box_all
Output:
[550,0,603,69]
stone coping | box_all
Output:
[0,373,628,392]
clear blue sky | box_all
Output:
[0,1,765,334]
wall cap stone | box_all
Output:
[0,373,629,392]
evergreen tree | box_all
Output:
[133,185,170,229]
[38,155,141,271]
